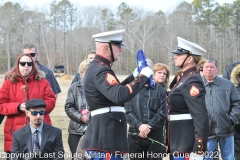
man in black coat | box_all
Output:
[11,99,64,160]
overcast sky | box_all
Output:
[0,0,235,13]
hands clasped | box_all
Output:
[80,109,90,124]
[138,124,151,138]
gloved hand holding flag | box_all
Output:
[136,50,155,88]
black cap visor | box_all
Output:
[171,47,190,54]
[110,40,125,46]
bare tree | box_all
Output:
[0,2,23,70]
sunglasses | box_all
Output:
[19,62,33,67]
[29,110,45,116]
[29,53,36,57]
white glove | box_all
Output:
[190,152,204,160]
[140,67,153,78]
[133,68,139,78]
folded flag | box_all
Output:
[136,50,155,88]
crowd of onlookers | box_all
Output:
[1,30,240,160]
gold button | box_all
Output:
[119,119,121,122]
[198,145,201,148]
[198,140,201,142]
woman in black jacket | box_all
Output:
[65,59,91,160]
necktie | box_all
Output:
[33,130,40,155]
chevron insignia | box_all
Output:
[106,73,118,85]
[189,85,200,96]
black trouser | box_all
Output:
[128,127,165,160]
[68,133,82,160]
[235,151,240,160]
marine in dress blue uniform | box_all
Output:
[167,37,209,160]
[81,29,153,160]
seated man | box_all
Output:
[11,98,64,160]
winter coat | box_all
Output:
[0,74,56,152]
[223,62,240,80]
[202,75,240,137]
[230,64,240,151]
[65,80,88,135]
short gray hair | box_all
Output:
[205,58,218,67]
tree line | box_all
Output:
[0,0,239,75]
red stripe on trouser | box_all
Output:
[185,157,189,160]
[106,153,110,160]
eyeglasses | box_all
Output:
[29,53,36,57]
[29,110,45,116]
[19,62,33,66]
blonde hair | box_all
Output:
[78,59,91,76]
[153,63,170,89]
[197,58,206,71]
[231,64,240,86]
[191,55,202,65]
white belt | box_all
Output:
[91,106,125,116]
[169,114,192,121]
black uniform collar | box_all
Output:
[178,67,197,77]
[94,55,113,67]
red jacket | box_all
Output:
[0,76,56,152]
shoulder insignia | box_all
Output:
[189,85,200,96]
[106,73,118,85]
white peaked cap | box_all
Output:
[172,36,207,56]
[92,29,125,46]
